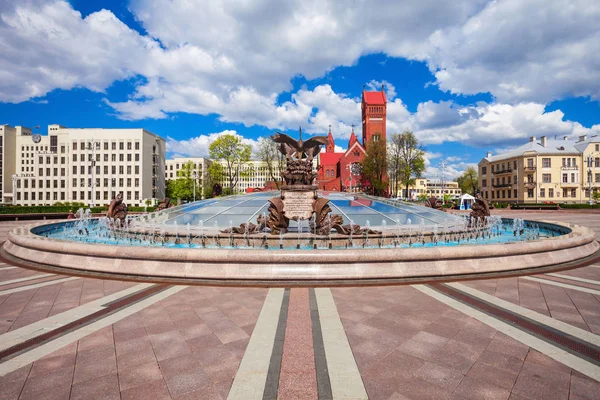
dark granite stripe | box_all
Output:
[262,288,290,400]
[0,284,171,362]
[430,283,600,366]
[310,288,332,400]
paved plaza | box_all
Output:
[0,211,599,399]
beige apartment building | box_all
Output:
[399,179,462,199]
[478,135,600,204]
[1,124,166,207]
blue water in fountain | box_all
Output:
[36,210,568,251]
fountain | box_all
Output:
[1,131,598,286]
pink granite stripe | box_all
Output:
[277,288,318,400]
[538,274,600,290]
[0,275,66,291]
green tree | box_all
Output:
[592,190,600,203]
[256,136,285,188]
[204,162,226,197]
[388,131,425,198]
[169,161,196,202]
[209,134,252,192]
[456,166,479,195]
[362,137,388,196]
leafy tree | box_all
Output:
[592,190,600,203]
[209,134,252,192]
[388,131,425,198]
[256,136,285,188]
[207,162,225,195]
[456,166,479,195]
[362,137,388,196]
[417,193,429,202]
[169,161,196,202]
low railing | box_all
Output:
[492,168,513,175]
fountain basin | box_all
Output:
[3,219,598,286]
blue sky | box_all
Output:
[1,0,599,179]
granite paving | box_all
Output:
[0,210,599,399]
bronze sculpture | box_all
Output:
[273,128,328,163]
[470,191,491,225]
[424,196,443,211]
[107,193,128,224]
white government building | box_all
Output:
[0,124,166,207]
[165,158,275,195]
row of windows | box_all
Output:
[483,156,600,175]
[71,178,140,188]
[16,191,141,202]
[72,141,140,151]
[483,187,598,200]
[71,165,140,175]
[71,153,140,162]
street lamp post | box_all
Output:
[192,171,197,202]
[11,175,17,205]
[586,156,594,206]
[86,139,100,208]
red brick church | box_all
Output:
[316,86,387,193]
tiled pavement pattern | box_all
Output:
[0,211,598,399]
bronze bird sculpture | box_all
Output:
[273,128,328,162]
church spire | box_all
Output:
[326,124,335,153]
[348,124,358,147]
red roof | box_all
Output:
[363,90,386,104]
[319,152,343,165]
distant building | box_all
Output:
[316,86,388,193]
[165,157,211,197]
[400,179,462,199]
[478,135,600,204]
[1,124,165,207]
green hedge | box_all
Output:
[0,205,155,215]
[490,202,510,208]
[559,203,600,209]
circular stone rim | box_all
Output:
[2,219,598,285]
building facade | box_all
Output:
[403,179,462,199]
[165,158,287,195]
[1,124,166,207]
[165,157,211,197]
[478,135,600,204]
[316,86,387,192]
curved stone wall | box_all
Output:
[3,220,598,286]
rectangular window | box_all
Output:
[73,178,77,187]
[73,142,77,151]
[80,191,85,200]
[527,189,534,198]
[542,158,551,168]
[540,188,545,197]
[596,173,600,183]
[135,154,139,162]
[562,173,568,183]
[482,179,487,187]
[527,159,534,168]
[119,142,124,150]
[135,142,140,150]
[514,189,518,198]
[135,166,139,174]
[119,154,124,162]
[112,142,116,150]
[80,166,85,174]
[127,166,132,174]
[104,166,108,174]
[104,154,108,162]
[571,188,577,198]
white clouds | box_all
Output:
[0,0,599,153]
[166,130,260,157]
[427,0,600,103]
[0,1,156,103]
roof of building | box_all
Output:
[362,90,386,104]
[481,135,599,163]
[319,152,344,165]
